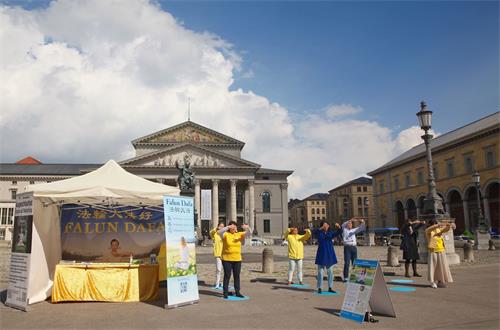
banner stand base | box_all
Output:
[5,302,31,312]
[165,299,198,309]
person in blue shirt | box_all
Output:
[313,221,342,293]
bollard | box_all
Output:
[488,240,496,251]
[387,245,399,267]
[262,247,274,274]
[463,242,474,262]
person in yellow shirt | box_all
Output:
[218,221,251,299]
[284,227,311,285]
[425,220,454,288]
[209,222,225,289]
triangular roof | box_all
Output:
[16,156,42,164]
[25,160,179,205]
[132,121,245,148]
[120,143,260,168]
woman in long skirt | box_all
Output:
[425,220,454,288]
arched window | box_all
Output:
[262,191,271,213]
[316,208,320,214]
[312,208,315,214]
[357,197,362,206]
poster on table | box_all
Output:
[60,204,164,263]
[340,259,396,323]
[163,195,199,308]
[6,192,34,311]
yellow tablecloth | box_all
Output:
[52,263,159,303]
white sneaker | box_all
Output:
[430,282,437,289]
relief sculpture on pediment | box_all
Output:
[149,150,228,167]
[150,127,226,144]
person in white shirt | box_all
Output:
[341,218,366,281]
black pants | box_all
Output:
[222,260,241,294]
[343,245,358,280]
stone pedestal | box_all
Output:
[474,232,491,250]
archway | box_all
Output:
[465,186,484,230]
[395,201,405,229]
[448,190,465,234]
[406,198,417,220]
[486,182,499,232]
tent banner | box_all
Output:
[163,195,199,308]
[60,205,164,262]
[6,192,34,311]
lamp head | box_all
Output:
[416,101,433,131]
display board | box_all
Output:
[200,189,212,220]
[6,192,34,311]
[60,205,164,262]
[164,196,199,308]
[340,259,396,323]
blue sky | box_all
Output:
[3,0,498,132]
[159,1,498,131]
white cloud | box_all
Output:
[324,103,362,118]
[0,0,425,199]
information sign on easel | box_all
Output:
[163,196,200,308]
[340,259,396,323]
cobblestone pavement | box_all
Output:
[2,243,498,290]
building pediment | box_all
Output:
[132,121,245,148]
[120,143,260,168]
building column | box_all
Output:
[230,179,237,223]
[212,179,219,228]
[249,179,255,231]
[281,183,289,234]
[463,200,470,230]
[195,179,201,229]
[483,197,491,227]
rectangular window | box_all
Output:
[363,186,367,192]
[417,170,424,185]
[485,148,496,168]
[1,209,7,225]
[463,153,474,174]
[379,181,385,194]
[446,159,455,178]
[0,229,5,240]
[10,190,17,200]
[357,186,361,192]
[7,208,14,225]
[404,172,411,188]
[263,219,271,233]
[394,176,400,191]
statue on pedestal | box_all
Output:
[175,154,195,193]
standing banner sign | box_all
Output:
[163,196,199,308]
[6,192,34,311]
[340,259,396,323]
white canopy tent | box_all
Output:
[22,160,179,304]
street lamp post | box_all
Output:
[363,197,375,246]
[472,171,490,249]
[416,101,460,264]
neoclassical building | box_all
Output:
[0,121,293,240]
[368,112,499,234]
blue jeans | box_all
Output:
[316,265,334,289]
[343,245,358,280]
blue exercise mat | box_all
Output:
[314,291,340,296]
[389,286,416,292]
[390,279,415,284]
[224,295,250,301]
[290,283,310,288]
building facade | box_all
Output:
[368,112,499,234]
[327,177,374,226]
[0,121,293,240]
[289,193,328,229]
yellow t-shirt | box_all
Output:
[433,236,445,253]
[210,228,223,258]
[427,227,446,253]
[284,229,311,260]
[221,231,245,262]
